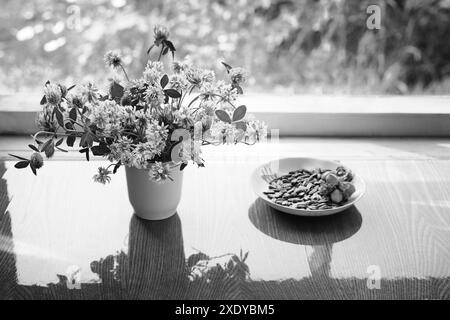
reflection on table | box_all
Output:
[1,153,450,300]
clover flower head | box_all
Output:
[30,152,44,169]
[153,25,170,45]
[144,121,169,152]
[131,143,155,169]
[209,122,239,144]
[148,162,172,182]
[93,167,112,184]
[80,82,99,103]
[108,137,134,164]
[104,50,123,68]
[229,67,248,85]
[172,60,191,74]
[173,107,192,125]
[185,67,203,86]
[44,83,62,105]
[66,93,83,109]
[198,82,216,101]
[201,100,216,116]
[216,81,238,103]
[202,70,216,84]
[58,84,68,98]
[87,99,123,133]
[145,84,165,106]
[36,109,57,131]
[145,61,165,74]
[169,74,189,92]
[143,61,165,84]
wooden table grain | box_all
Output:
[0,138,449,300]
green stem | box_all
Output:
[122,131,139,138]
[178,85,195,109]
[209,93,236,109]
[106,162,120,170]
[64,129,87,135]
[33,131,59,140]
[186,95,200,109]
[66,119,84,128]
[157,45,164,62]
[120,64,130,82]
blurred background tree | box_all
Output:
[0,0,449,95]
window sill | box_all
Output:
[1,94,449,136]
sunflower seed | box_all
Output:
[265,167,355,211]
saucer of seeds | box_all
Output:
[251,158,366,217]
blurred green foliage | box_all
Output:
[0,0,449,94]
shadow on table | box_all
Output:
[248,198,363,293]
[248,198,363,246]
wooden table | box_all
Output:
[0,137,449,300]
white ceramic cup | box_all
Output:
[125,164,183,220]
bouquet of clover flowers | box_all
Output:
[10,26,267,183]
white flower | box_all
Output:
[120,152,133,167]
[145,84,165,106]
[193,101,216,131]
[87,100,125,136]
[44,83,62,105]
[80,82,99,104]
[169,74,189,92]
[229,67,248,85]
[186,67,216,87]
[153,25,170,46]
[202,70,216,84]
[126,78,146,91]
[173,107,194,128]
[148,161,172,182]
[36,105,57,131]
[200,101,216,116]
[108,137,134,163]
[93,167,112,184]
[185,67,203,86]
[172,60,191,74]
[104,50,123,68]
[145,121,168,147]
[209,122,240,144]
[216,81,238,103]
[120,106,137,127]
[143,61,165,85]
[131,143,156,168]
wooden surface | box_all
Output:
[0,137,450,300]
